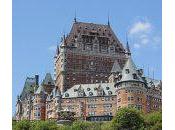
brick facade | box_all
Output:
[15,20,162,122]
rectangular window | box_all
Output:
[125,69,129,74]
[128,97,130,101]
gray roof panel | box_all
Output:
[119,56,144,83]
[111,60,121,73]
[62,83,116,98]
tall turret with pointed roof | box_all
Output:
[115,55,147,113]
[42,73,55,94]
[118,56,144,83]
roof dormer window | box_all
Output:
[106,87,110,90]
[125,69,130,74]
[133,73,138,79]
[108,91,112,95]
[65,93,69,97]
[87,88,91,91]
[89,92,93,96]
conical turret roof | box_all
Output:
[119,56,144,83]
[42,73,54,86]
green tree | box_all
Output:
[112,107,144,130]
[101,121,117,130]
[72,121,91,130]
[12,120,17,130]
[13,120,31,130]
[71,120,102,130]
[31,120,58,130]
[144,111,162,130]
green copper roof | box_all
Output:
[20,77,38,100]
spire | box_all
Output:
[62,34,66,46]
[107,13,110,26]
[56,45,59,55]
[126,42,131,55]
[126,34,131,55]
[74,10,77,23]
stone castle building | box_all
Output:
[54,20,128,93]
[15,19,162,121]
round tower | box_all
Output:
[115,56,147,113]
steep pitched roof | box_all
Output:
[145,77,161,88]
[119,56,144,83]
[42,73,54,86]
[20,76,38,100]
[111,60,121,73]
[64,21,125,51]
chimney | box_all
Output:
[35,75,39,86]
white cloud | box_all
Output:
[133,43,140,49]
[48,45,57,52]
[128,19,161,49]
[129,21,152,35]
[141,38,149,45]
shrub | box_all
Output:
[13,120,31,130]
[144,111,162,129]
[31,120,58,130]
[71,120,102,130]
[112,107,144,130]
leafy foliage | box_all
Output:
[72,120,102,130]
[112,107,144,130]
[144,111,162,130]
[13,120,31,130]
[13,108,162,130]
[58,111,76,121]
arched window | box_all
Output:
[89,92,93,96]
[65,93,69,97]
[108,91,112,95]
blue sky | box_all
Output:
[13,0,162,114]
